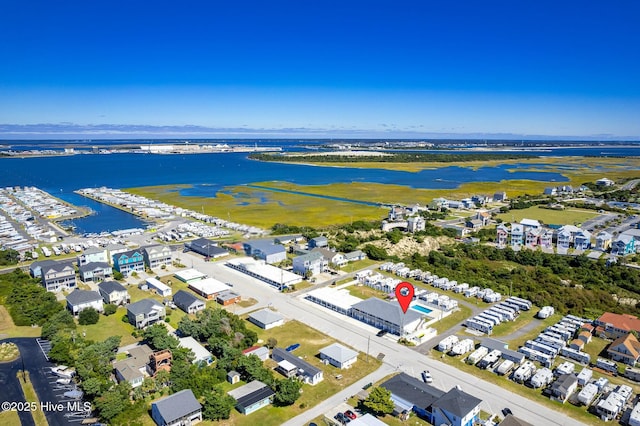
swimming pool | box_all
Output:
[411,304,433,315]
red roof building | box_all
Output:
[595,313,640,340]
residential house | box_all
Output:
[106,243,128,265]
[520,218,541,231]
[596,231,613,251]
[496,224,509,248]
[407,215,426,232]
[184,237,228,259]
[556,227,573,250]
[319,343,358,369]
[607,333,640,365]
[40,260,76,292]
[272,347,323,385]
[188,277,231,299]
[381,373,481,426]
[381,373,444,419]
[465,219,483,231]
[344,250,366,262]
[98,280,129,305]
[146,277,172,297]
[574,230,592,250]
[173,290,206,314]
[178,336,213,365]
[612,234,635,256]
[273,234,304,245]
[216,290,241,306]
[549,374,579,403]
[595,312,640,339]
[544,187,558,196]
[127,299,166,329]
[151,389,202,426]
[78,261,112,282]
[493,191,508,202]
[525,228,542,248]
[248,309,284,330]
[510,224,524,250]
[429,197,449,210]
[227,381,275,415]
[474,210,491,226]
[596,177,615,187]
[29,259,57,279]
[242,346,269,361]
[77,246,108,266]
[311,247,346,267]
[540,229,554,249]
[243,239,287,264]
[143,245,172,269]
[432,387,482,426]
[113,249,145,277]
[113,344,153,388]
[292,251,326,276]
[308,236,328,249]
[66,289,104,315]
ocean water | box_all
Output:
[0,143,638,233]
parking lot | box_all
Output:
[3,338,94,426]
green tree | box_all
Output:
[202,387,236,421]
[94,382,131,421]
[362,244,388,260]
[103,304,117,316]
[78,307,100,325]
[0,249,20,266]
[266,338,277,349]
[142,323,179,351]
[41,309,76,340]
[112,270,124,280]
[274,378,302,406]
[363,386,394,416]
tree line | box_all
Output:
[250,152,536,163]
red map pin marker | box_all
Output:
[395,281,415,313]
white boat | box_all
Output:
[63,389,83,399]
[56,378,72,385]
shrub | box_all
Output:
[103,304,117,316]
[78,308,99,325]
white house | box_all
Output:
[98,280,129,305]
[66,289,104,315]
[319,343,358,369]
[248,309,284,329]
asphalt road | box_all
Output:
[2,338,79,426]
[0,351,35,426]
[184,252,586,426]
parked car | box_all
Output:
[421,370,433,383]
[334,412,351,424]
[376,329,387,337]
[502,407,513,417]
[344,410,357,420]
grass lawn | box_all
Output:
[18,371,48,426]
[211,319,383,426]
[495,205,598,227]
[237,298,258,308]
[347,285,389,300]
[502,314,560,349]
[0,305,42,338]
[0,409,21,426]
[339,259,379,272]
[81,306,140,346]
[0,342,19,362]
[582,336,609,364]
[430,305,473,334]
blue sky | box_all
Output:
[1,1,639,139]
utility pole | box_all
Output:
[366,335,370,363]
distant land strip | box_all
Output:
[249,152,538,163]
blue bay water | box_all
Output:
[0,146,637,232]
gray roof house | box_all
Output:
[40,260,76,293]
[66,289,104,315]
[248,309,285,330]
[292,251,326,276]
[185,237,228,259]
[98,280,129,305]
[344,250,366,262]
[432,387,482,426]
[381,373,444,418]
[228,380,275,415]
[113,344,153,388]
[151,389,202,426]
[242,239,286,264]
[173,290,206,314]
[309,236,328,248]
[350,297,423,336]
[127,299,166,329]
[272,347,323,385]
[78,261,112,282]
[142,244,173,269]
[319,343,358,369]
